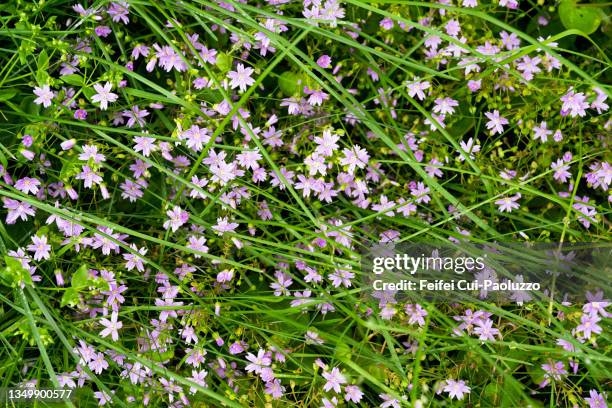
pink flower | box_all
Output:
[443,379,471,400]
[94,25,111,37]
[500,31,521,50]
[410,182,431,204]
[3,198,36,224]
[186,235,208,257]
[379,393,406,408]
[406,78,430,100]
[458,137,480,161]
[583,290,610,317]
[15,177,41,195]
[560,89,589,117]
[27,234,51,261]
[245,349,271,375]
[74,109,88,119]
[551,159,571,183]
[75,165,103,188]
[131,44,150,59]
[163,206,189,232]
[228,63,255,92]
[133,136,157,156]
[217,269,234,283]
[33,84,55,107]
[585,390,607,408]
[405,303,428,326]
[123,105,149,128]
[61,139,76,150]
[99,312,123,341]
[541,360,567,386]
[317,55,332,68]
[314,129,339,157]
[445,19,461,36]
[533,121,552,143]
[495,193,521,213]
[473,319,500,341]
[467,79,481,92]
[93,390,113,406]
[265,379,285,400]
[433,97,459,115]
[182,125,211,152]
[212,216,238,235]
[304,87,329,106]
[484,110,509,134]
[91,82,118,110]
[591,87,609,114]
[123,245,147,271]
[179,325,198,344]
[187,369,208,394]
[340,145,369,174]
[236,148,262,170]
[499,0,518,9]
[79,145,106,163]
[380,17,394,30]
[516,55,541,80]
[344,385,363,403]
[107,1,129,24]
[576,313,602,339]
[322,367,346,393]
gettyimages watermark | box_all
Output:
[361,241,611,305]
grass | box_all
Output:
[0,0,610,406]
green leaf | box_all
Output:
[71,264,90,289]
[60,287,80,308]
[144,348,175,362]
[20,96,41,118]
[61,74,84,87]
[59,155,81,180]
[0,146,8,169]
[82,86,96,102]
[559,0,604,35]
[334,340,352,361]
[0,88,17,102]
[1,256,32,287]
[37,50,49,71]
[92,277,110,292]
[278,71,302,96]
[215,52,233,72]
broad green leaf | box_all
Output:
[71,264,90,289]
[61,74,85,86]
[0,88,17,102]
[92,277,110,292]
[60,287,80,308]
[59,155,81,180]
[144,348,175,362]
[215,52,233,72]
[19,96,41,118]
[559,0,604,35]
[2,256,32,287]
[82,86,96,102]
[278,71,302,96]
[37,50,49,71]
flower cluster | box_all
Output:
[0,0,609,407]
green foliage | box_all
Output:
[558,0,605,35]
[0,255,33,287]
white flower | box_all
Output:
[33,85,55,107]
[227,63,255,92]
[92,82,118,110]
